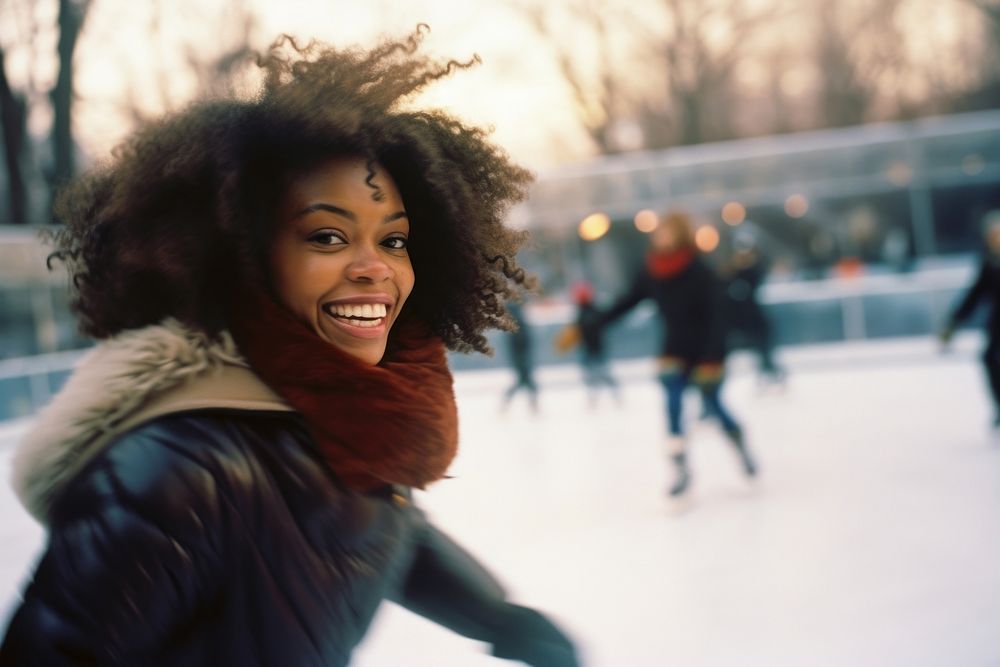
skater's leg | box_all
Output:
[658,358,691,495]
[601,369,618,389]
[509,355,539,412]
[658,358,688,436]
[601,366,622,404]
[502,381,518,408]
[591,350,620,403]
[524,371,540,413]
[694,364,757,477]
[582,352,600,407]
[693,364,738,431]
[983,335,1000,422]
[755,317,784,380]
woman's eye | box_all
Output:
[308,231,346,246]
[382,236,408,250]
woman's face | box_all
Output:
[269,157,415,365]
[650,223,678,252]
[987,223,1000,255]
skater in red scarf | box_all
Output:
[589,211,757,497]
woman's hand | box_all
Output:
[554,325,582,353]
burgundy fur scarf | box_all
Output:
[228,293,458,492]
[647,248,695,279]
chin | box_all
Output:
[333,339,387,366]
[354,348,386,366]
[311,318,391,365]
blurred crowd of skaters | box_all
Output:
[502,208,1000,499]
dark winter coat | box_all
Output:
[723,261,768,333]
[0,321,576,666]
[600,254,727,365]
[951,255,1000,336]
[575,303,606,357]
[505,302,535,377]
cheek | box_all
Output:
[269,245,332,313]
[397,257,416,304]
[267,244,297,304]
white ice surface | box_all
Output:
[1,335,998,666]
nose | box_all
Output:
[344,243,393,283]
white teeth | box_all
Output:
[329,303,387,319]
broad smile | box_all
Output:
[321,299,394,340]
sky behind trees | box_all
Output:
[0,0,996,224]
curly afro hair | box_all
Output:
[51,27,534,354]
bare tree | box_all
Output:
[0,0,92,221]
[512,0,777,153]
[642,0,778,146]
[810,0,905,128]
[0,0,45,225]
[51,0,92,197]
[183,12,257,100]
[0,45,28,224]
[953,0,1000,111]
[967,0,1000,64]
[512,0,626,154]
[122,0,258,125]
[761,47,796,135]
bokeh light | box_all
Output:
[694,225,720,252]
[721,202,746,226]
[887,161,913,186]
[634,209,659,233]
[784,194,810,218]
[578,212,611,241]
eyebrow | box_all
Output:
[293,203,407,224]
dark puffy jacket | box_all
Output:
[951,255,1000,336]
[575,303,606,357]
[600,255,727,364]
[1,409,577,666]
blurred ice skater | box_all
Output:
[721,231,786,385]
[586,211,758,497]
[941,210,1000,426]
[556,281,621,408]
[502,300,539,413]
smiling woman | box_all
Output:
[269,157,416,365]
[0,28,579,667]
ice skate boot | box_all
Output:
[668,452,691,497]
[725,427,758,477]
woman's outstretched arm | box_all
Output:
[392,522,580,667]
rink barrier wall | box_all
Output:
[0,263,985,423]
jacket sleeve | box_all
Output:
[951,261,988,326]
[0,428,226,665]
[392,523,579,667]
[598,269,650,329]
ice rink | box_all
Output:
[2,335,998,666]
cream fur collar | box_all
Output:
[11,319,289,524]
